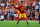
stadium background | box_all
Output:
[0,0,39,21]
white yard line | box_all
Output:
[0,21,39,22]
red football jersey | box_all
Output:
[13,5,26,13]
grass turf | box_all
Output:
[0,21,39,27]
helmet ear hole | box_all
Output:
[18,3,22,6]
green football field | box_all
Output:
[0,21,40,27]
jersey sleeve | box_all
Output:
[24,7,26,10]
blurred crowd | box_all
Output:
[0,0,40,21]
